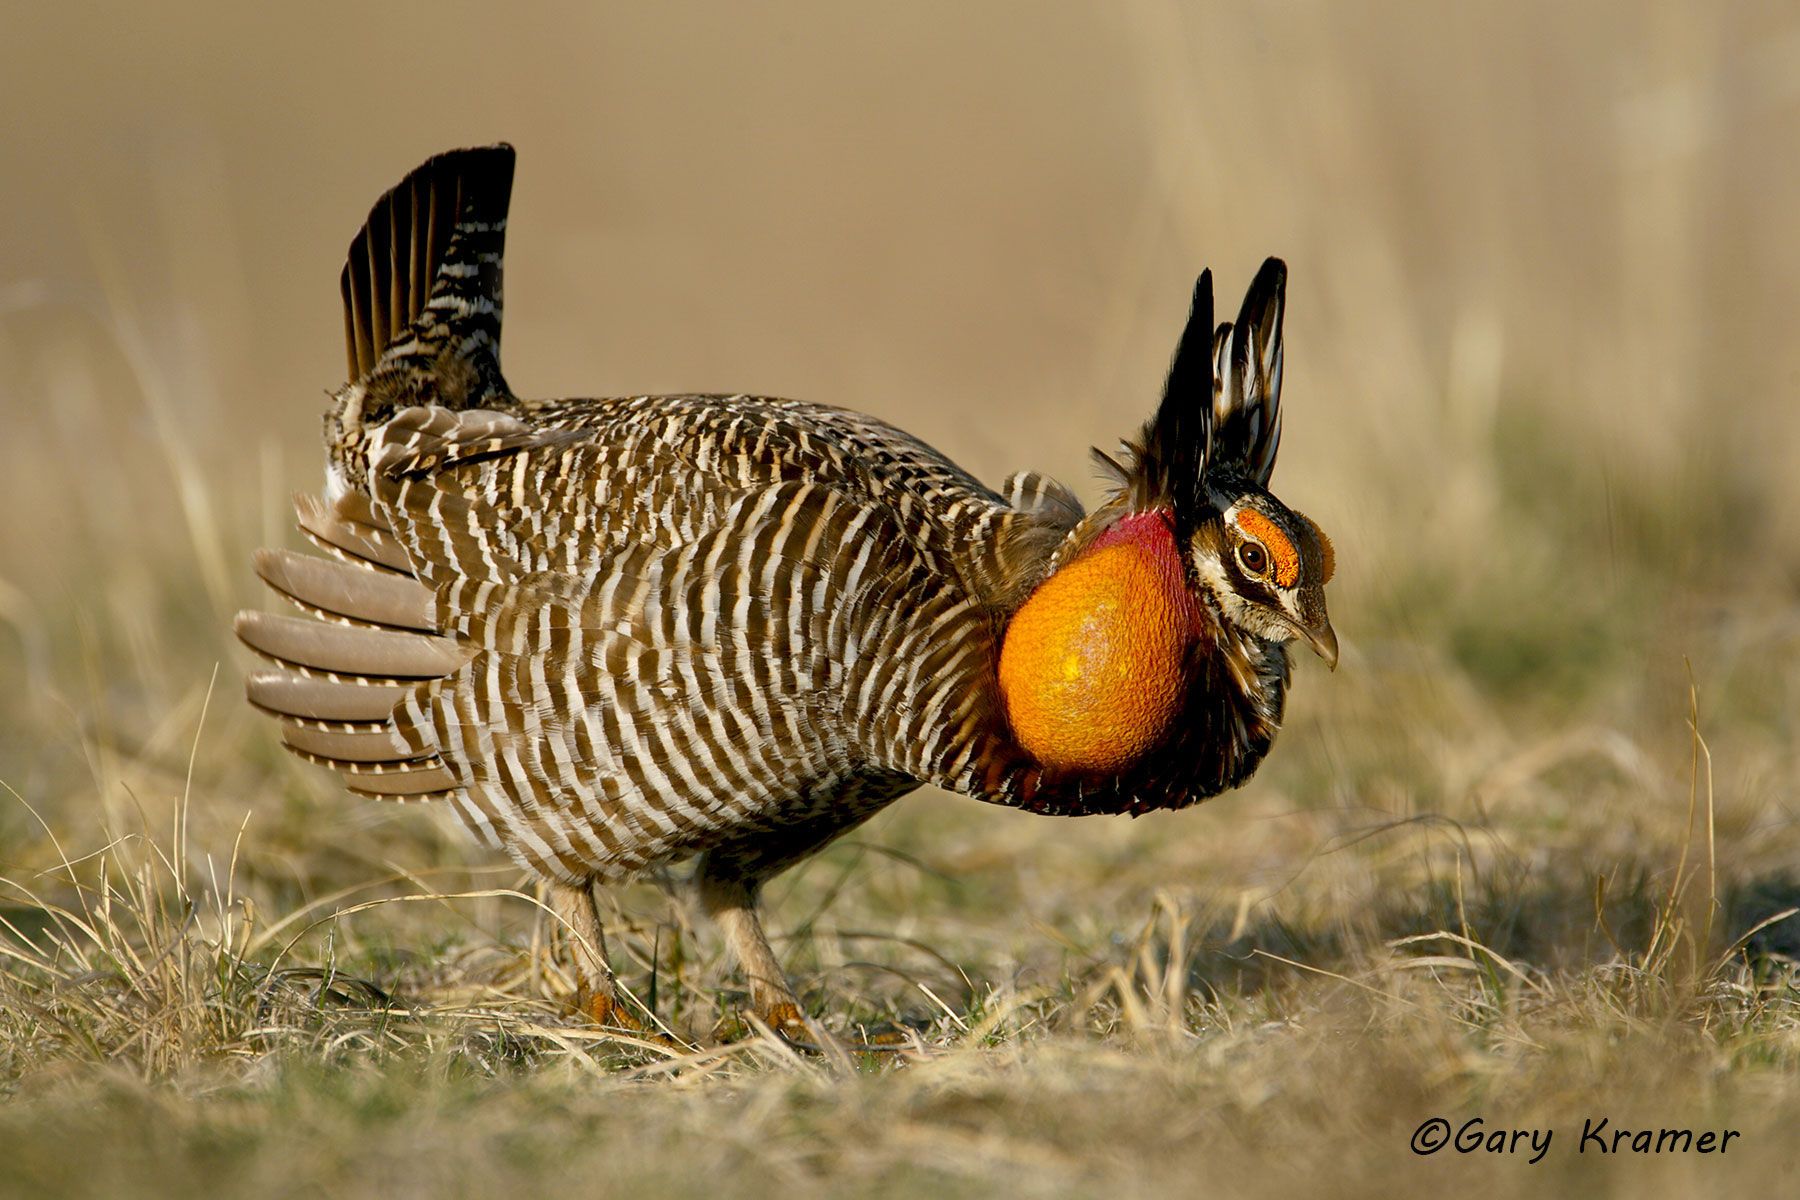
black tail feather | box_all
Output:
[339,145,515,383]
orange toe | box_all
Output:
[578,989,644,1032]
[763,1002,809,1038]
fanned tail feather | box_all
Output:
[238,490,473,801]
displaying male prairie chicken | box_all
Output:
[236,145,1337,1038]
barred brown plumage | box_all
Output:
[236,144,1339,1038]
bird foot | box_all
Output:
[762,1001,811,1041]
[739,1005,911,1057]
[575,987,646,1033]
[713,1002,816,1047]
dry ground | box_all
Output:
[3,3,1799,1197]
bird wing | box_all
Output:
[244,396,1094,878]
[348,404,991,879]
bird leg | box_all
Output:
[695,866,808,1040]
[692,793,908,1044]
[550,879,641,1031]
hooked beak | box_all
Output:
[1296,619,1338,671]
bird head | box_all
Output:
[1185,483,1336,668]
[1120,257,1336,668]
[998,259,1336,774]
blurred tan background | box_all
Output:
[1,0,1797,843]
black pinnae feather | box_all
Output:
[1133,270,1215,518]
[1214,257,1287,486]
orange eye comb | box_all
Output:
[1235,508,1300,587]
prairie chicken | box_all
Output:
[237,145,1337,1037]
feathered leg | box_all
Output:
[695,866,808,1040]
[550,880,641,1031]
[695,784,913,1043]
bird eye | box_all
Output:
[1238,541,1268,575]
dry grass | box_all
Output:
[4,2,1800,1196]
